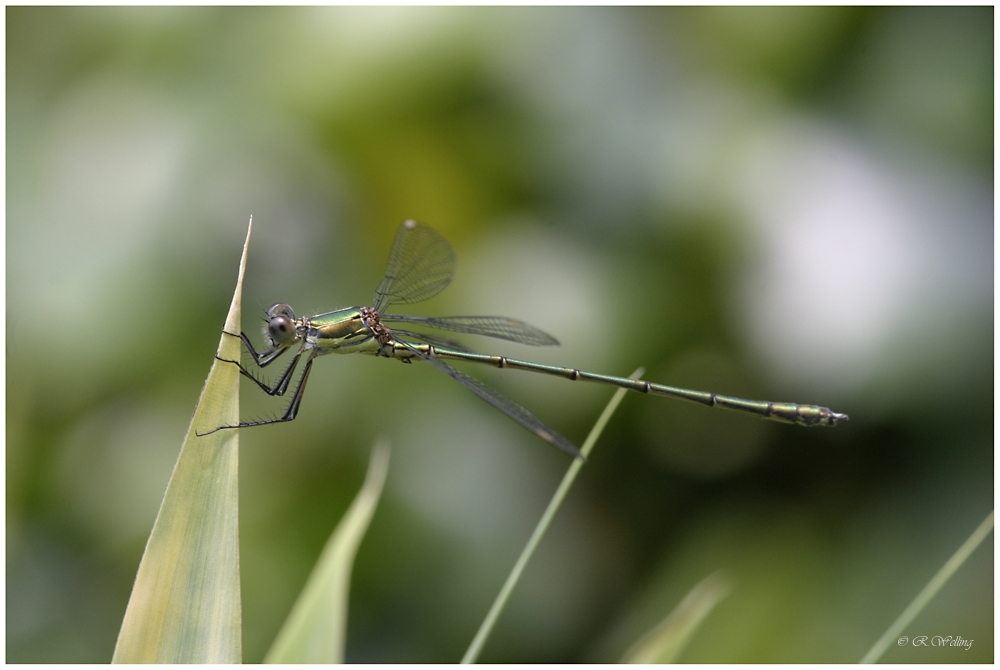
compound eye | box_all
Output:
[267,316,296,345]
[267,303,295,320]
[266,305,298,346]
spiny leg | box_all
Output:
[215,329,299,395]
[222,329,288,367]
[229,351,317,429]
[197,351,318,435]
[217,351,302,397]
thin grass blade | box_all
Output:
[860,509,994,664]
[620,571,734,663]
[461,368,644,664]
[264,440,391,664]
[112,218,252,663]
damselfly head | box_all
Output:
[264,303,299,346]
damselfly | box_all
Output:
[200,220,847,457]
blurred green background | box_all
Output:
[7,6,993,663]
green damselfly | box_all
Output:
[200,220,847,457]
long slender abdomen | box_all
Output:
[418,345,847,428]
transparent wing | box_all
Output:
[390,330,472,353]
[398,341,582,458]
[381,315,559,346]
[372,220,456,312]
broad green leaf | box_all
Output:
[462,369,644,664]
[264,439,391,664]
[621,571,733,664]
[112,218,252,663]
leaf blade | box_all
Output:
[621,571,733,664]
[264,439,391,664]
[112,218,252,663]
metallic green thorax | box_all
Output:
[304,308,382,355]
